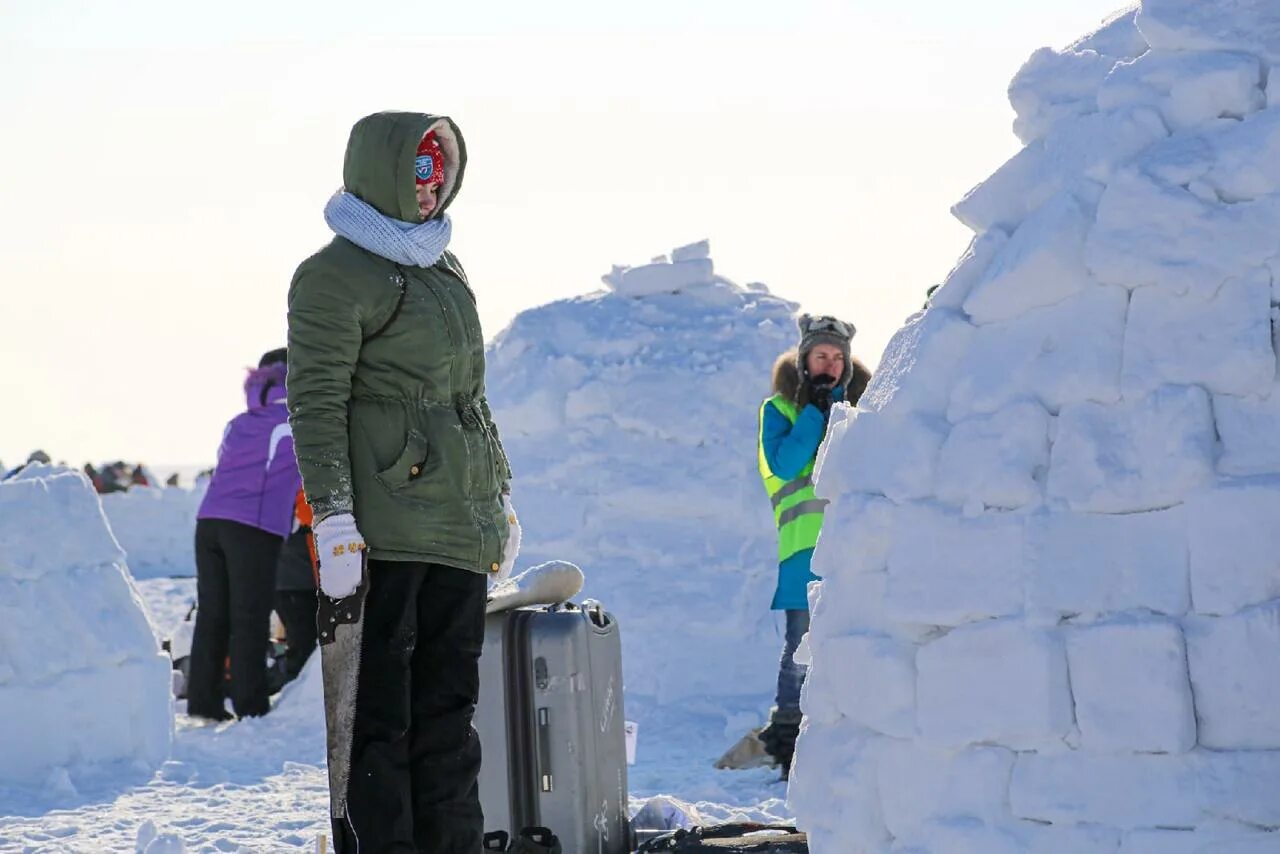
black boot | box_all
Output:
[759,708,802,779]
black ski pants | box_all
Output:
[275,589,319,681]
[332,560,487,854]
[187,518,282,719]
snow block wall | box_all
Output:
[793,4,1280,852]
[487,241,800,702]
[101,485,205,579]
[0,466,172,788]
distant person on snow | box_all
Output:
[756,314,869,778]
[130,463,152,488]
[2,449,52,480]
[187,347,301,721]
[287,111,514,852]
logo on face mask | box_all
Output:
[415,155,436,183]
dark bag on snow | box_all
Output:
[638,822,808,853]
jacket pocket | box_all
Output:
[373,430,431,492]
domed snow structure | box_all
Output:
[0,466,172,791]
[486,240,803,702]
[792,3,1280,852]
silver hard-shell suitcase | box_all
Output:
[477,601,631,853]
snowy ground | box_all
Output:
[0,578,788,852]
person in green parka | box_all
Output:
[287,111,515,853]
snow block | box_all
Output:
[859,307,976,419]
[1009,47,1122,145]
[930,229,1009,311]
[1025,507,1190,618]
[1197,750,1280,827]
[813,402,857,501]
[953,108,1166,234]
[789,723,890,851]
[1138,0,1280,67]
[1206,106,1280,202]
[1098,49,1264,133]
[1122,829,1280,854]
[1122,268,1274,398]
[963,192,1097,324]
[916,620,1073,750]
[810,494,895,578]
[1185,602,1280,749]
[670,239,710,262]
[895,821,1121,854]
[876,743,1015,839]
[885,505,1024,626]
[1216,384,1280,476]
[935,401,1051,511]
[948,285,1128,421]
[892,820,1024,854]
[1086,168,1280,299]
[1069,7,1150,59]
[808,569,935,649]
[1011,752,1203,827]
[1023,824,1122,854]
[838,410,946,503]
[822,634,916,738]
[1047,385,1215,513]
[1013,750,1280,828]
[1065,618,1196,753]
[608,258,714,296]
[1186,479,1280,614]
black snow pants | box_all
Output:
[331,560,488,854]
[187,517,282,719]
[275,589,319,681]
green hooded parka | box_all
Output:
[286,111,511,575]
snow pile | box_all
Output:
[793,4,1280,851]
[102,484,205,579]
[0,466,172,791]
[488,240,800,702]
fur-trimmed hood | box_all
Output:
[772,348,872,407]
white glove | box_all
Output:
[496,494,521,584]
[313,513,366,598]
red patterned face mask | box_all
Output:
[415,131,444,186]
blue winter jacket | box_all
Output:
[759,386,842,610]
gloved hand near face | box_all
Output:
[807,374,844,415]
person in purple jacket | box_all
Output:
[187,347,303,720]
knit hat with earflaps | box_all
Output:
[796,314,856,387]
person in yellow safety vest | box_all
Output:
[757,314,870,778]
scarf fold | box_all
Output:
[323,190,452,267]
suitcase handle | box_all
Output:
[537,707,553,792]
[581,598,610,628]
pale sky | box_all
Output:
[0,0,1129,469]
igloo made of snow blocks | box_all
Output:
[792,3,1280,852]
[0,466,172,790]
[485,240,803,703]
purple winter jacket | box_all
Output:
[197,362,302,537]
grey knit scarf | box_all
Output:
[323,190,452,267]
